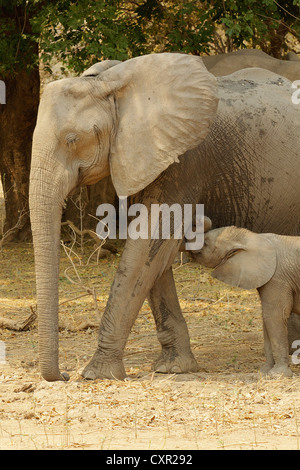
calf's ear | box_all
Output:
[212,233,277,290]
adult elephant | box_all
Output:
[202,48,300,81]
[29,53,300,382]
[66,48,299,232]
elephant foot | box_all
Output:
[82,352,126,380]
[259,362,274,376]
[260,363,293,378]
[153,349,199,374]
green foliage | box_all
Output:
[0,0,299,77]
[0,0,41,77]
[134,0,299,56]
[212,0,300,53]
[34,0,139,74]
[135,1,216,55]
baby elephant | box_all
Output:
[192,225,300,377]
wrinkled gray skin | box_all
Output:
[192,225,300,377]
[202,48,300,81]
[29,54,300,382]
[285,51,300,61]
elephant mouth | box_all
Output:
[77,156,110,187]
[79,170,106,186]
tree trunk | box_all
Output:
[0,65,40,240]
[260,21,289,58]
[268,22,288,58]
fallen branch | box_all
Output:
[0,308,37,331]
[0,308,98,332]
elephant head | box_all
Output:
[29,53,218,381]
[193,226,277,290]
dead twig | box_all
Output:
[0,208,28,248]
[61,220,100,243]
[60,218,108,320]
[58,293,91,306]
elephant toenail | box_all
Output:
[83,369,96,380]
[156,364,167,373]
[61,372,70,381]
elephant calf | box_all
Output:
[191,224,300,377]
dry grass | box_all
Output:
[0,242,300,450]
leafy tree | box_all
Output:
[129,0,299,57]
[212,0,300,57]
[0,1,41,239]
[33,0,146,74]
[0,0,131,239]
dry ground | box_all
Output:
[1,241,300,450]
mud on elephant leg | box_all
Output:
[148,267,199,374]
[82,237,184,380]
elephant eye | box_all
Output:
[66,133,79,146]
[225,248,244,259]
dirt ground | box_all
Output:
[1,241,300,450]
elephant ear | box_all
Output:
[99,53,219,197]
[81,60,121,77]
[212,233,277,290]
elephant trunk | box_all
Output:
[29,148,74,381]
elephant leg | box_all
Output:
[260,323,275,375]
[148,267,199,374]
[258,285,293,377]
[82,237,182,380]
